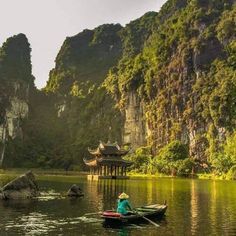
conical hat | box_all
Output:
[118,192,129,199]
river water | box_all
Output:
[0,175,236,236]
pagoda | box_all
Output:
[84,141,132,180]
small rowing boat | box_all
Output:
[101,203,167,224]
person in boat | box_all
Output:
[117,192,133,215]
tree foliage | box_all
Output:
[153,141,192,176]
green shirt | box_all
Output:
[117,199,132,215]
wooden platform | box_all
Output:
[87,175,129,180]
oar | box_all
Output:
[133,211,160,227]
[84,211,102,216]
[141,216,160,227]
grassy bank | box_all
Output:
[128,171,235,181]
[0,169,88,185]
[0,168,234,181]
[0,168,88,176]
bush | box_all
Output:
[226,165,236,180]
[223,132,236,164]
[176,158,195,176]
[153,157,194,176]
[125,146,152,174]
[153,141,190,176]
[211,153,233,174]
[157,141,189,162]
[152,158,170,175]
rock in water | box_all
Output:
[0,171,40,200]
[67,184,84,197]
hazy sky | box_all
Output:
[0,0,167,88]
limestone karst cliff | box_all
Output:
[44,24,124,167]
[105,0,236,163]
[0,34,34,167]
[43,0,236,168]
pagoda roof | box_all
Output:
[88,141,129,156]
[83,157,132,167]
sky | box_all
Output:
[0,0,167,88]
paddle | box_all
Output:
[141,216,160,227]
[84,211,102,216]
[133,210,160,227]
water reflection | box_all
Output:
[209,180,217,235]
[96,179,128,210]
[190,179,198,235]
[117,228,129,236]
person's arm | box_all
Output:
[126,200,133,211]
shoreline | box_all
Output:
[0,168,234,181]
[127,172,234,181]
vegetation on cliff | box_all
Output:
[104,0,236,177]
[27,24,124,169]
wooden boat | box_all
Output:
[101,203,167,224]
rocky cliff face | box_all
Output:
[104,12,158,148]
[44,13,159,163]
[46,24,123,94]
[42,0,236,166]
[105,0,236,163]
[41,24,124,168]
[0,84,29,140]
[0,34,34,167]
[123,91,147,148]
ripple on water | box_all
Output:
[70,216,103,224]
[37,189,65,201]
[4,212,103,235]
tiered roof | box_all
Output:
[84,141,132,167]
[88,141,129,156]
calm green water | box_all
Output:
[0,175,236,236]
